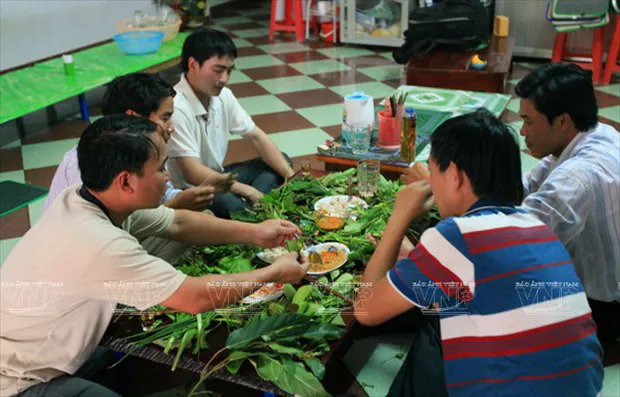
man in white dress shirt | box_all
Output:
[167,29,295,219]
[514,63,619,342]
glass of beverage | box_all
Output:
[140,311,156,331]
[301,159,311,177]
[357,160,380,199]
[348,123,372,155]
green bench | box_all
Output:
[0,32,189,126]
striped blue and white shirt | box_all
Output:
[522,123,620,303]
[388,201,603,397]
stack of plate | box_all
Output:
[546,0,611,33]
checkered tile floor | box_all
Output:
[1,0,619,264]
[0,1,619,394]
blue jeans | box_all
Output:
[14,348,121,397]
[211,154,291,219]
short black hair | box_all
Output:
[101,73,175,117]
[515,63,598,131]
[181,28,237,72]
[78,114,160,191]
[430,109,524,204]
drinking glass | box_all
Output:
[357,160,380,199]
[348,123,372,154]
[301,159,311,177]
[140,311,156,331]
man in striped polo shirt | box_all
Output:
[355,109,603,396]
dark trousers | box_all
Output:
[387,313,449,397]
[211,154,291,219]
[588,298,620,342]
[14,348,122,397]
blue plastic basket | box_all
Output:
[113,31,164,55]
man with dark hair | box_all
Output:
[357,109,603,397]
[0,114,307,397]
[168,29,296,219]
[514,63,620,342]
[45,72,214,213]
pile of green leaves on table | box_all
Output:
[123,271,355,396]
[122,169,440,396]
[231,168,438,263]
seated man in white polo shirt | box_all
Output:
[168,29,295,219]
[0,114,307,397]
[45,73,215,213]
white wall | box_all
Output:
[0,0,158,71]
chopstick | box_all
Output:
[304,275,355,305]
[387,90,408,118]
[389,96,397,117]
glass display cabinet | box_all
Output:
[339,0,414,47]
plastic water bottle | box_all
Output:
[62,55,75,76]
[400,107,417,162]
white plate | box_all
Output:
[241,283,285,304]
[256,247,290,264]
[314,195,368,218]
[303,242,350,276]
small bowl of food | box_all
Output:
[257,246,290,263]
[313,209,346,231]
[303,242,350,276]
[314,195,368,220]
[316,216,346,231]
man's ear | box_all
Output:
[125,109,140,117]
[448,162,464,188]
[449,161,472,192]
[188,56,200,72]
[555,113,572,131]
[116,171,135,194]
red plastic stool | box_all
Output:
[269,0,304,42]
[551,26,605,84]
[603,15,620,85]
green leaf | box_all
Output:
[296,302,309,315]
[254,354,329,397]
[282,193,297,213]
[329,313,346,327]
[225,313,312,350]
[225,351,253,375]
[172,329,196,371]
[218,254,253,273]
[335,273,354,283]
[230,209,260,223]
[267,302,285,316]
[292,285,316,305]
[266,343,306,357]
[286,238,304,254]
[163,335,176,354]
[297,322,345,341]
[304,357,326,380]
[283,284,296,301]
[303,303,321,316]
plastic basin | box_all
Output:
[113,31,164,55]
